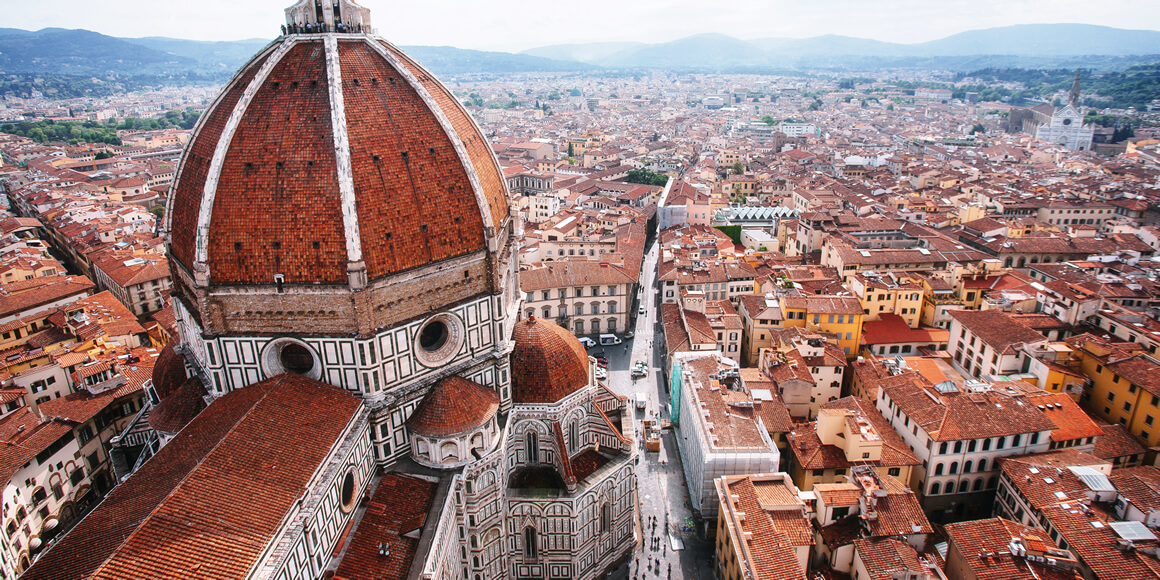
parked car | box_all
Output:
[594,367,608,380]
[631,360,649,378]
[639,305,646,315]
[595,357,608,368]
[599,334,623,346]
[624,331,634,339]
[578,337,596,348]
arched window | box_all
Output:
[441,441,458,463]
[541,306,551,319]
[945,480,955,494]
[963,460,972,474]
[934,463,944,476]
[974,478,985,491]
[525,309,534,318]
[930,482,940,495]
[525,431,539,463]
[950,462,959,475]
[600,503,611,534]
[524,526,538,559]
[570,421,579,452]
[987,476,998,489]
[938,442,948,454]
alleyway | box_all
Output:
[595,239,715,580]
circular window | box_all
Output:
[419,320,449,352]
[340,470,357,513]
[260,338,322,381]
[1063,118,1072,125]
[413,314,464,368]
[279,343,315,374]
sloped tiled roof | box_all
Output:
[23,373,362,580]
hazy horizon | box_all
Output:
[5,0,1160,53]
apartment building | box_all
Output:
[875,373,1056,522]
[948,309,1048,378]
[521,261,637,336]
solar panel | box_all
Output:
[1110,521,1155,542]
[1068,466,1115,493]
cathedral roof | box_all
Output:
[22,373,362,580]
[510,316,590,405]
[149,343,187,400]
[406,376,499,437]
[165,24,509,290]
[148,377,208,434]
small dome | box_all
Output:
[407,376,499,437]
[148,378,208,434]
[150,344,187,400]
[510,316,589,405]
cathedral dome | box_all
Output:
[165,0,509,293]
[407,376,499,438]
[510,316,590,405]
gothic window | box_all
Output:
[600,503,611,534]
[570,421,579,453]
[526,431,539,463]
[523,526,538,559]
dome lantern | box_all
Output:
[284,0,372,34]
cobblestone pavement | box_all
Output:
[598,239,716,580]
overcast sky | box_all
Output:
[7,0,1160,52]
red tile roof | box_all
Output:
[170,36,509,288]
[333,472,439,580]
[510,316,588,405]
[406,376,498,437]
[23,373,363,580]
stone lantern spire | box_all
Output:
[284,0,372,34]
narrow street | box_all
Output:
[594,238,716,580]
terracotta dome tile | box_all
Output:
[510,316,589,405]
[406,376,498,437]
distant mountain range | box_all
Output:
[0,23,1158,80]
[0,28,591,78]
[523,24,1160,69]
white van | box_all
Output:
[599,334,622,346]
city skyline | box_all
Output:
[4,0,1160,52]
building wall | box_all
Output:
[522,282,630,336]
[876,387,1052,522]
[1075,351,1160,448]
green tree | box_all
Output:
[95,150,113,159]
[761,115,777,126]
[732,161,744,175]
[567,142,575,157]
[887,103,894,111]
[970,123,986,135]
[626,169,668,187]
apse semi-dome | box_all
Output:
[163,0,512,337]
[510,316,591,405]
